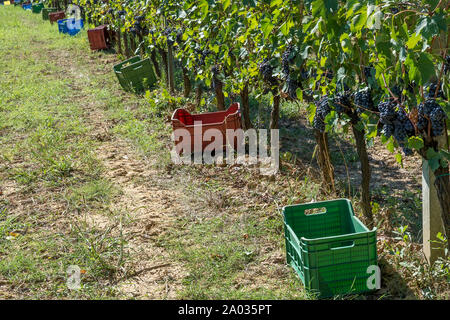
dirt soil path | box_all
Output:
[58,56,188,298]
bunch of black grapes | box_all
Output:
[314,90,360,133]
[194,48,212,68]
[286,76,302,99]
[425,82,446,99]
[313,96,331,132]
[417,99,447,137]
[354,88,377,114]
[281,44,294,79]
[162,27,176,45]
[378,101,415,155]
[131,16,145,35]
[390,85,404,101]
[176,29,183,44]
[281,45,302,99]
[331,90,365,125]
[258,59,278,87]
[331,92,352,114]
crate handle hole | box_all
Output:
[304,207,327,215]
[330,241,355,250]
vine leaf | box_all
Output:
[417,52,435,85]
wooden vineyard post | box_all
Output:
[422,159,446,263]
[150,50,161,79]
[422,135,448,263]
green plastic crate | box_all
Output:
[113,56,140,91]
[283,199,377,298]
[113,56,157,93]
[42,7,57,20]
[31,3,44,14]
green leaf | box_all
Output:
[261,18,274,38]
[280,18,293,36]
[426,147,439,159]
[417,52,435,85]
[404,54,419,83]
[296,88,303,101]
[312,0,338,17]
[406,32,422,49]
[415,16,442,39]
[386,139,395,153]
[367,8,383,30]
[222,0,231,11]
[301,45,311,59]
[429,157,441,171]
[395,153,403,165]
[415,17,429,36]
[351,12,367,32]
[408,136,424,150]
[270,0,282,7]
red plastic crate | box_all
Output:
[171,103,242,154]
[49,11,66,24]
[87,25,112,51]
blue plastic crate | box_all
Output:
[22,3,32,10]
[58,18,83,36]
[57,18,70,34]
[66,19,84,36]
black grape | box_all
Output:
[286,75,300,100]
[354,88,376,113]
[417,99,447,137]
[332,92,351,114]
[426,82,445,99]
[281,44,294,78]
[258,59,278,86]
[378,101,416,154]
[378,101,396,123]
[313,96,331,132]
